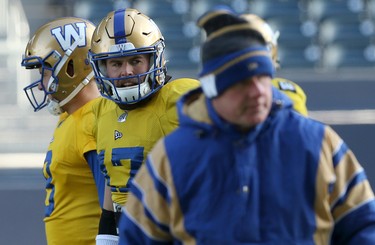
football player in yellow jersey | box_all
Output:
[21,17,105,245]
[241,14,308,116]
[88,8,200,244]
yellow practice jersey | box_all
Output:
[272,77,308,116]
[93,78,200,205]
[43,97,103,245]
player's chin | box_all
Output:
[243,110,268,126]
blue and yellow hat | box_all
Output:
[197,6,275,98]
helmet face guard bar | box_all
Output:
[90,46,156,61]
[22,51,62,112]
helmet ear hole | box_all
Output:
[67,60,75,77]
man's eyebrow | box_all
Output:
[108,58,123,63]
[131,55,145,59]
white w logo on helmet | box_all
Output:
[51,22,87,51]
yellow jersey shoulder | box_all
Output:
[163,78,200,96]
[272,77,308,116]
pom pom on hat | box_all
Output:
[197,5,275,98]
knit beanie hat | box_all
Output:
[197,5,275,98]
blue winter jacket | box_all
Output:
[119,87,375,245]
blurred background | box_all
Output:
[1,0,375,244]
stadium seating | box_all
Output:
[142,0,375,70]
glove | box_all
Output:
[96,234,119,245]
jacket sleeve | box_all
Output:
[324,126,375,244]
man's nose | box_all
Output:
[37,82,44,91]
[248,78,266,97]
[120,63,133,77]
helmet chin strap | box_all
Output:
[146,48,165,87]
[46,100,63,116]
[59,71,94,107]
[46,71,94,116]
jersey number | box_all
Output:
[43,150,55,217]
[100,147,144,192]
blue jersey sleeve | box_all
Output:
[85,150,105,207]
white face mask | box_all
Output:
[106,79,152,104]
[46,99,64,116]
